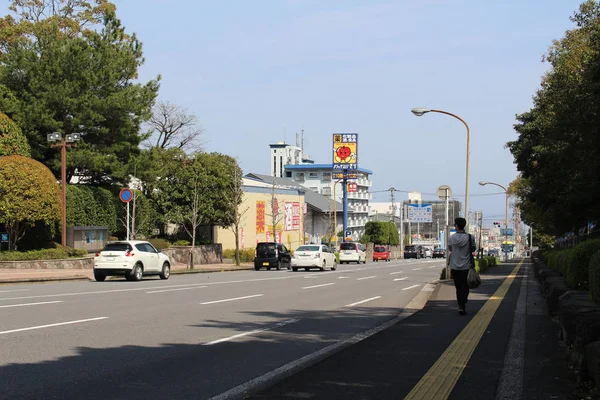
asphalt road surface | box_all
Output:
[0,258,443,400]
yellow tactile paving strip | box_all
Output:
[404,261,523,400]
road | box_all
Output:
[0,258,442,400]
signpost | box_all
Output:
[407,204,433,222]
[0,232,8,251]
[119,188,133,240]
[333,133,358,240]
[347,182,358,193]
[437,185,452,280]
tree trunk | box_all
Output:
[234,226,240,266]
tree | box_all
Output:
[145,101,204,153]
[0,112,30,156]
[507,0,600,237]
[224,160,248,266]
[0,155,61,249]
[266,176,285,244]
[0,3,159,185]
[66,184,117,232]
[361,221,399,245]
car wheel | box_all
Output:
[130,263,143,282]
[276,261,282,271]
[159,262,170,280]
[320,260,326,271]
[254,266,260,271]
[332,260,337,271]
[305,267,310,271]
[292,267,298,272]
[267,267,272,271]
[94,271,106,282]
[363,257,367,264]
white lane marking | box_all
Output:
[345,296,381,307]
[390,271,404,275]
[0,317,108,336]
[147,286,207,294]
[0,300,62,309]
[0,289,30,293]
[429,266,439,268]
[413,268,422,271]
[338,276,349,279]
[402,284,421,291]
[203,319,300,345]
[304,276,320,279]
[200,294,263,305]
[357,276,376,281]
[302,283,335,290]
[0,260,434,303]
[394,277,408,281]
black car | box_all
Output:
[404,245,424,259]
[254,242,292,270]
[433,248,446,258]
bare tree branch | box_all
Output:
[145,101,205,153]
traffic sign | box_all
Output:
[345,230,352,237]
[0,233,8,243]
[119,188,133,203]
[407,203,433,222]
[347,182,358,193]
[437,185,452,200]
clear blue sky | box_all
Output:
[14,1,588,224]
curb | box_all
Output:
[208,279,440,400]
[171,266,254,275]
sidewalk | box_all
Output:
[249,260,579,399]
[0,262,253,284]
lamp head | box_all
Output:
[479,181,488,186]
[411,108,431,117]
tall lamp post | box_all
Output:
[411,108,471,221]
[47,131,81,247]
[479,181,509,262]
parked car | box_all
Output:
[339,242,367,264]
[424,248,433,258]
[373,245,390,262]
[94,240,171,282]
[254,242,292,270]
[291,244,337,271]
[404,245,424,259]
[433,248,446,258]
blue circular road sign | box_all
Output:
[119,188,133,203]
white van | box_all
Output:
[339,242,367,264]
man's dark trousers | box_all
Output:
[452,269,469,309]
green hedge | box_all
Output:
[223,248,255,263]
[0,247,88,261]
[172,240,190,246]
[567,239,600,290]
[67,185,117,233]
[589,251,600,302]
[148,238,170,250]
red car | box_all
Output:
[373,245,390,262]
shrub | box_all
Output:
[0,247,87,261]
[589,251,600,302]
[566,239,600,290]
[475,258,488,273]
[172,239,190,246]
[223,248,255,263]
[148,238,170,250]
[0,113,31,157]
[485,256,498,267]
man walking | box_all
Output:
[448,217,476,315]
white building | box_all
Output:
[283,164,373,239]
[269,141,314,178]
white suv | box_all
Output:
[94,241,171,282]
[339,242,367,264]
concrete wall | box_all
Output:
[0,258,93,269]
[162,244,223,265]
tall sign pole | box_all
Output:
[119,188,133,240]
[437,185,452,280]
[333,133,358,242]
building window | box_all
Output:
[309,172,319,178]
[309,187,319,192]
[322,187,331,196]
[285,171,292,178]
[296,172,305,181]
[273,156,277,176]
[280,158,283,177]
[322,172,331,181]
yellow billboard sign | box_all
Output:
[333,133,358,170]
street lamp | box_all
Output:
[479,181,509,262]
[47,131,81,247]
[411,108,471,221]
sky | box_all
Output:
[8,0,585,226]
